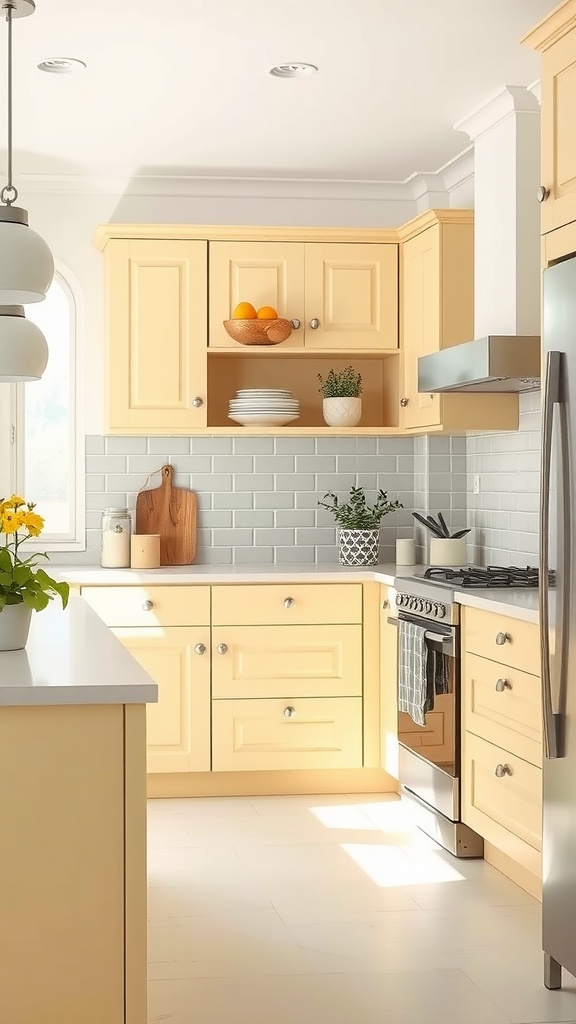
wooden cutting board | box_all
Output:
[135,465,197,565]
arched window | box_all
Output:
[0,270,85,549]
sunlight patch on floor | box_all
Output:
[341,842,465,887]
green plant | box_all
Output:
[317,365,363,398]
[0,494,70,612]
[318,487,403,529]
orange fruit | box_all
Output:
[256,305,279,319]
[232,301,257,319]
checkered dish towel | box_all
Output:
[398,619,432,727]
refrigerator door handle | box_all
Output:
[539,350,568,760]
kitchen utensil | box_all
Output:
[437,512,450,537]
[412,512,445,539]
[135,465,197,565]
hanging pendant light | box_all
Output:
[0,305,48,381]
[0,0,54,306]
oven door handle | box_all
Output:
[387,616,454,647]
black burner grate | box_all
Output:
[423,565,555,588]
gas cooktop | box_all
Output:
[421,565,554,589]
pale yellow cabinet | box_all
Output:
[379,584,399,778]
[399,211,519,432]
[209,240,398,351]
[524,3,576,238]
[102,238,208,434]
[211,582,364,772]
[81,585,211,774]
[461,607,542,886]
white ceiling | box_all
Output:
[2,0,557,181]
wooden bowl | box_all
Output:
[223,318,293,346]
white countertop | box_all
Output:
[52,563,540,624]
[0,594,158,706]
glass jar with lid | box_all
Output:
[100,508,131,568]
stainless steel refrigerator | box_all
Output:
[540,255,576,989]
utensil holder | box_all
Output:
[429,537,467,566]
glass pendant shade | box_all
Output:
[0,207,54,303]
[0,305,48,381]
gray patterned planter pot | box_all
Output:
[338,528,380,566]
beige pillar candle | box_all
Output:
[130,534,161,569]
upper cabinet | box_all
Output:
[209,240,398,351]
[103,238,207,433]
[524,1,576,239]
[398,211,519,433]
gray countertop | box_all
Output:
[0,594,158,706]
[52,563,540,624]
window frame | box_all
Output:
[0,263,85,552]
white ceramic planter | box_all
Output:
[338,528,380,566]
[429,537,467,566]
[0,602,32,651]
[322,397,362,428]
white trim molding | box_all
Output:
[454,85,540,143]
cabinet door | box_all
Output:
[212,625,362,699]
[380,585,399,778]
[208,241,305,347]
[304,243,398,350]
[106,239,208,433]
[401,225,442,429]
[541,31,576,234]
[113,627,210,773]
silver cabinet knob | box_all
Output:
[309,318,320,329]
[495,763,512,778]
[537,185,550,203]
[217,643,228,655]
[495,678,511,692]
[496,632,510,646]
[284,706,296,717]
[194,643,206,655]
[382,599,390,609]
[400,398,409,407]
[192,396,204,408]
[284,597,295,609]
[290,318,301,329]
[142,600,153,611]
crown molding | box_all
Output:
[527,78,541,105]
[396,208,474,242]
[454,85,540,143]
[521,0,576,51]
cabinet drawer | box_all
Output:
[81,585,210,627]
[212,624,362,699]
[462,731,541,877]
[211,584,362,626]
[464,653,541,766]
[463,607,540,675]
[212,697,362,771]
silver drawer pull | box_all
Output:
[284,597,295,609]
[496,631,510,645]
[284,706,296,718]
[142,600,153,611]
[495,763,512,778]
[217,643,228,655]
[495,678,511,692]
[194,643,206,656]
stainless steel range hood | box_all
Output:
[418,335,541,394]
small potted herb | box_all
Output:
[317,365,363,427]
[318,486,403,566]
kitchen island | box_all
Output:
[0,594,157,1024]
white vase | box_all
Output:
[0,602,32,651]
[338,528,380,566]
[322,397,362,428]
[429,537,467,567]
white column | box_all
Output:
[455,85,540,337]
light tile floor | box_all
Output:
[147,793,576,1024]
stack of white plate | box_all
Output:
[228,388,300,426]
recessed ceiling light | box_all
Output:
[37,58,86,74]
[269,63,318,79]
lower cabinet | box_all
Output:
[212,697,363,771]
[113,627,210,773]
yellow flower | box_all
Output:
[4,495,25,509]
[1,511,19,534]
[22,511,44,537]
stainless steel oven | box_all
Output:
[391,576,484,858]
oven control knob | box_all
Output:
[397,594,405,607]
[436,604,446,619]
[416,599,424,612]
[425,601,432,614]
